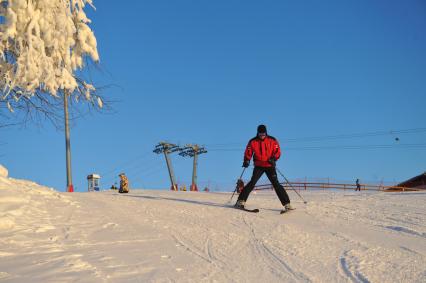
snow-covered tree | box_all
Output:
[0,0,101,126]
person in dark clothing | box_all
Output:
[356,179,361,191]
[235,125,293,211]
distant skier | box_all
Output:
[119,173,129,193]
[355,179,361,191]
[235,125,293,212]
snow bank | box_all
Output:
[0,164,7,177]
[0,165,76,233]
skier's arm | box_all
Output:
[273,139,281,161]
[244,141,253,163]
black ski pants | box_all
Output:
[238,166,290,206]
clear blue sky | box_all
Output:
[1,0,426,192]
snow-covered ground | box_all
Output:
[1,166,425,282]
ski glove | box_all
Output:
[268,157,276,167]
[242,160,250,168]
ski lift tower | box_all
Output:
[179,144,207,191]
[153,142,180,191]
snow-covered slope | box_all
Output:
[0,165,425,282]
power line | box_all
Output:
[206,127,426,148]
[101,158,165,186]
[131,157,187,188]
[283,128,426,143]
[96,127,425,189]
[285,143,426,151]
[208,143,426,152]
[130,162,167,187]
[97,127,426,181]
[100,151,153,178]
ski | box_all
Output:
[280,208,295,214]
[235,207,260,213]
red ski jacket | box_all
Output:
[244,136,281,167]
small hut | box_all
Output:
[397,172,426,190]
[87,174,101,192]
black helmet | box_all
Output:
[257,124,267,134]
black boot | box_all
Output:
[234,200,245,209]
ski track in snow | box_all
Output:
[339,250,370,283]
[241,215,309,282]
[384,225,426,238]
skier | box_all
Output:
[355,178,361,191]
[235,125,293,212]
[119,173,129,193]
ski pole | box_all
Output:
[276,168,308,204]
[229,167,246,202]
